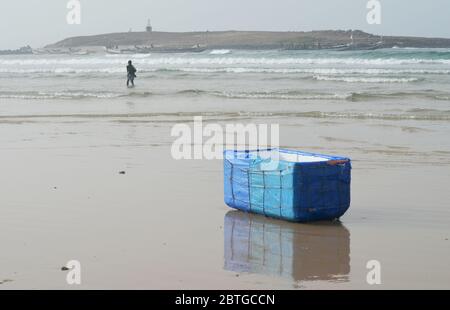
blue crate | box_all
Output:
[223,149,351,222]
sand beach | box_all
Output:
[0,49,449,289]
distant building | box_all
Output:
[146,19,152,32]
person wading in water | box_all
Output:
[126,60,137,88]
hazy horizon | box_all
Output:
[1,0,450,49]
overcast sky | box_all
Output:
[1,0,449,49]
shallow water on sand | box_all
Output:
[0,49,449,289]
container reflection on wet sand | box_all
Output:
[224,211,350,283]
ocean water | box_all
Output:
[1,48,450,115]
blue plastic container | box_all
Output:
[223,149,351,222]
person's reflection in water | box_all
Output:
[224,211,350,283]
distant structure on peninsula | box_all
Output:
[146,19,153,33]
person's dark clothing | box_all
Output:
[127,64,137,87]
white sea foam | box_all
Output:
[0,89,351,101]
[313,76,422,83]
[215,91,351,100]
[210,49,232,55]
[2,67,449,76]
[435,96,450,101]
[0,91,123,100]
[2,56,450,67]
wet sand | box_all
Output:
[0,111,449,289]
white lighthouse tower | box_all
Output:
[146,19,153,32]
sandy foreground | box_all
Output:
[0,99,449,289]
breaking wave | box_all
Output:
[212,91,351,100]
[1,110,449,122]
[2,89,450,102]
[209,49,232,55]
[1,67,449,81]
[0,89,347,100]
[2,56,450,67]
[0,90,124,100]
[313,76,423,83]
